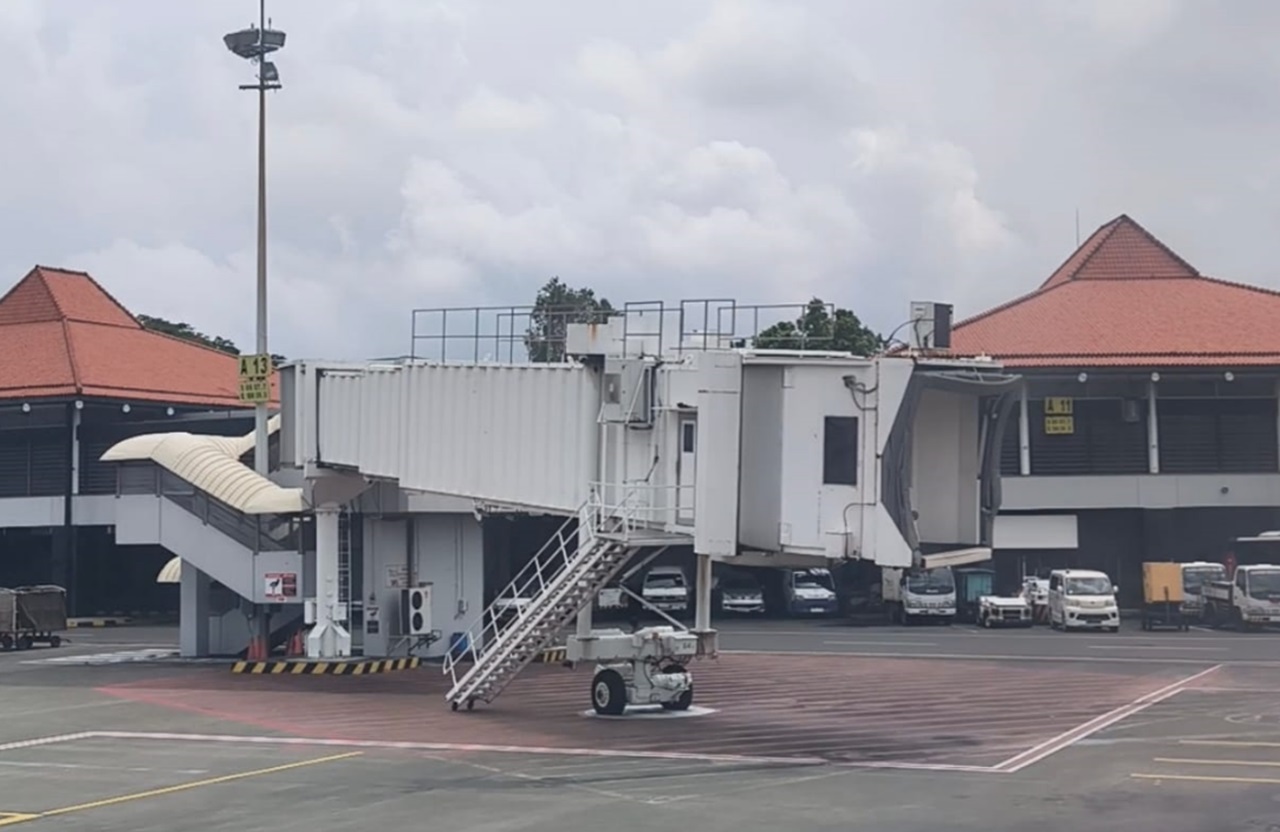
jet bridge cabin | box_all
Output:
[734,352,1020,570]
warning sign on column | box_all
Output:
[264,572,298,602]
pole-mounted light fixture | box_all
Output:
[224,0,285,477]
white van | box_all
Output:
[1048,569,1120,632]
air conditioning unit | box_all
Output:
[401,584,433,636]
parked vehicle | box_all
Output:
[1178,561,1228,622]
[883,566,957,624]
[712,568,766,615]
[1140,562,1189,631]
[1202,564,1280,630]
[762,567,838,616]
[641,566,689,614]
[977,594,1033,628]
[1021,576,1051,624]
[1048,569,1120,632]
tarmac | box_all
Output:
[1,619,1278,831]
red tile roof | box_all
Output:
[952,215,1280,368]
[0,266,278,406]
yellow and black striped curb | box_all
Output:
[536,646,567,663]
[68,618,131,629]
[231,657,421,675]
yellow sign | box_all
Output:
[238,353,272,403]
[1044,396,1074,415]
[238,353,272,381]
[1044,415,1075,435]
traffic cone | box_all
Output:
[286,629,305,657]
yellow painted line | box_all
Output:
[0,814,40,827]
[1132,772,1280,785]
[20,752,362,824]
[1181,740,1280,749]
[1154,757,1280,768]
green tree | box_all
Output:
[753,298,884,355]
[137,315,285,365]
[524,277,614,362]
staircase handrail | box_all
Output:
[442,496,598,686]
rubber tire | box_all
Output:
[17,635,33,651]
[592,669,627,716]
[662,686,694,711]
[0,634,12,651]
[49,635,61,648]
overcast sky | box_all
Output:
[1,0,1273,360]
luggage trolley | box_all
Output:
[0,585,68,651]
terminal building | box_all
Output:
[954,215,1280,602]
[0,266,269,621]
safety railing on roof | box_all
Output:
[116,462,306,554]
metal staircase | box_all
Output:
[443,495,639,710]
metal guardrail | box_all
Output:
[116,462,303,554]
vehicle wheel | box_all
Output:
[0,635,11,651]
[592,668,627,716]
[17,635,33,650]
[662,685,694,711]
[49,635,61,648]
[466,698,475,711]
[451,701,459,712]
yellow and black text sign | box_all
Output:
[1044,415,1075,435]
[238,353,272,403]
[1044,396,1074,416]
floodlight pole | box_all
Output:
[226,0,283,477]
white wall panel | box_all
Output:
[318,363,599,512]
[993,514,1078,550]
[694,351,742,556]
[317,371,364,467]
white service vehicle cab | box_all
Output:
[641,566,690,614]
[1048,569,1120,632]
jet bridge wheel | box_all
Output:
[659,664,694,712]
[592,668,627,716]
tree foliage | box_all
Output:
[753,298,885,356]
[524,277,614,362]
[137,314,286,365]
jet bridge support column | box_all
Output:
[307,503,352,659]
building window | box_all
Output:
[822,416,858,486]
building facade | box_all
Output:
[953,215,1280,603]
[0,266,274,618]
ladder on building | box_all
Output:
[443,496,639,710]
[337,509,352,609]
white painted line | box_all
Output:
[721,648,1263,666]
[992,664,1223,774]
[0,733,96,753]
[1087,645,1227,652]
[87,730,830,766]
[83,731,996,774]
[821,640,939,647]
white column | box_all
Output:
[307,504,351,658]
[575,523,594,639]
[178,561,210,658]
[1018,384,1030,476]
[1147,380,1160,474]
[694,553,713,632]
[70,404,81,495]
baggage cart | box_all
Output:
[0,585,68,650]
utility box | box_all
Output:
[600,357,653,425]
[1142,562,1184,604]
[907,301,954,349]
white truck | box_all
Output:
[977,594,1033,628]
[1178,561,1228,622]
[883,566,957,624]
[1201,564,1280,630]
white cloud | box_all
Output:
[5,0,1272,359]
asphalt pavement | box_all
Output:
[0,618,1276,831]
